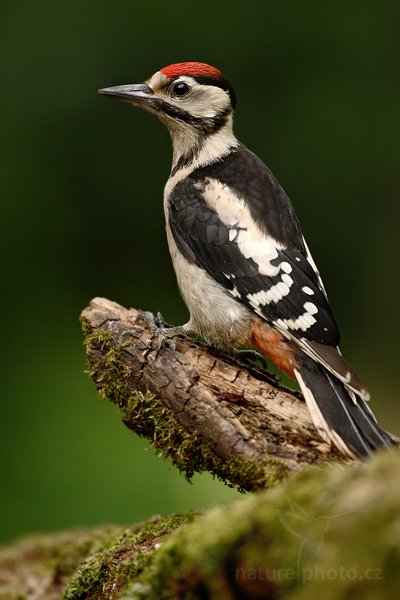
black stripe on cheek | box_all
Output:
[160,101,199,125]
[205,106,230,133]
[160,101,231,135]
[194,106,231,135]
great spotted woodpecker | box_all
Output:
[99,62,392,458]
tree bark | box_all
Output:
[81,297,353,491]
[0,297,397,600]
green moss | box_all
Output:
[63,514,195,600]
[0,517,196,600]
[121,389,288,490]
[2,452,399,599]
[83,326,289,492]
[140,450,400,599]
[84,327,133,405]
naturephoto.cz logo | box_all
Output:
[235,497,382,583]
[235,565,383,582]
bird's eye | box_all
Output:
[172,81,190,97]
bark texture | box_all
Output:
[81,297,353,491]
[0,297,397,599]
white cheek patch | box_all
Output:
[159,77,230,120]
[186,84,230,119]
[189,85,231,119]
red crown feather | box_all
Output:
[160,62,222,80]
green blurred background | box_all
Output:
[1,0,399,545]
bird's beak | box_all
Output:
[98,83,155,107]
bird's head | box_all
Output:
[98,62,236,149]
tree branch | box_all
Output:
[81,297,353,491]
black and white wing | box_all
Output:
[168,145,366,398]
[169,145,339,344]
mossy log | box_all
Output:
[1,451,399,599]
[1,297,397,599]
[80,297,356,492]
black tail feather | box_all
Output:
[296,357,392,458]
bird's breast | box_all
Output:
[165,221,253,348]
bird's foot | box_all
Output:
[136,310,186,353]
[235,348,268,370]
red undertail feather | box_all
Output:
[251,319,299,379]
[160,62,222,80]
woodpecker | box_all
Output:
[99,61,392,458]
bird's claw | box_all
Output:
[136,310,164,332]
[135,310,183,354]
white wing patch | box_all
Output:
[273,301,319,332]
[235,232,281,276]
[281,262,292,273]
[202,178,324,315]
[274,311,317,333]
[202,177,289,280]
[247,280,290,306]
[302,286,314,295]
[304,302,318,315]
